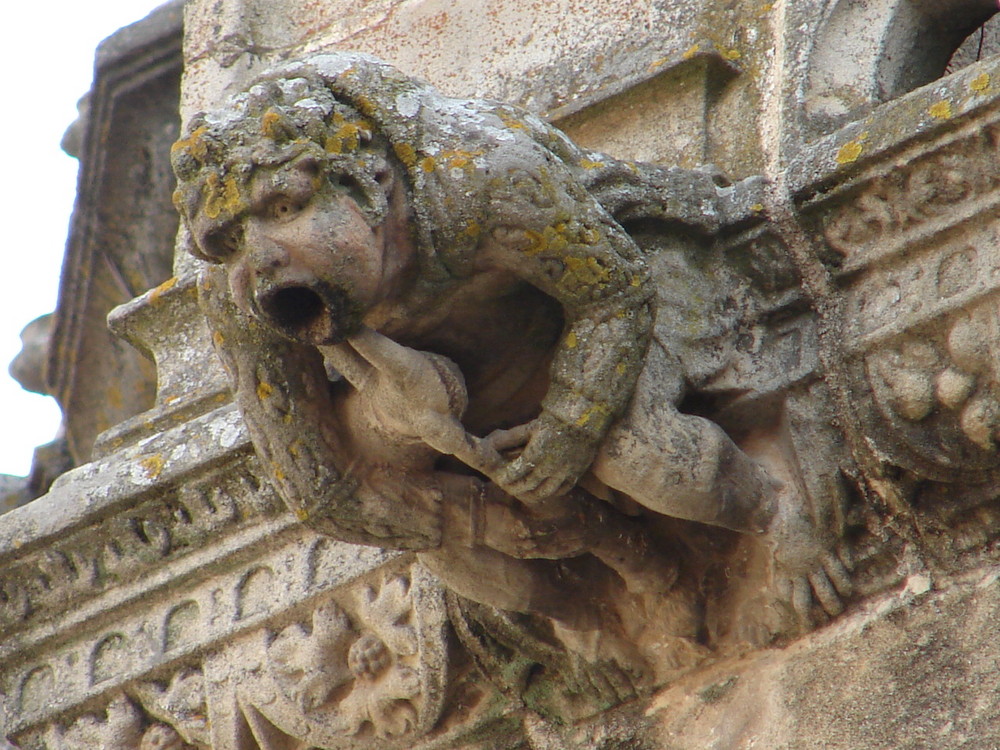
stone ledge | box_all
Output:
[648,567,1000,749]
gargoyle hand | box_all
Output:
[490,414,600,505]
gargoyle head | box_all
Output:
[172,69,415,345]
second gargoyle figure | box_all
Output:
[171,52,851,697]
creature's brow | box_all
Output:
[247,165,317,214]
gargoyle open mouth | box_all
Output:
[256,281,359,346]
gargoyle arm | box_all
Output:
[476,162,655,501]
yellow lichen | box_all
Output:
[261,110,286,139]
[566,331,578,349]
[928,100,953,119]
[149,276,178,306]
[521,228,554,257]
[202,173,246,220]
[647,56,670,72]
[580,159,606,170]
[715,45,741,61]
[970,73,991,93]
[575,402,611,428]
[835,139,864,165]
[257,381,274,400]
[354,95,376,119]
[438,148,482,170]
[562,256,610,289]
[324,135,343,154]
[273,464,286,482]
[393,142,418,169]
[682,44,701,60]
[171,126,209,160]
[615,362,628,376]
[335,123,362,151]
[294,507,309,521]
[212,331,225,348]
[750,203,765,213]
[420,156,437,173]
[461,220,481,239]
[140,455,165,480]
[499,112,529,131]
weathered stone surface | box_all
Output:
[649,569,1000,749]
[5,1,1000,748]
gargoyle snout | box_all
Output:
[254,281,358,346]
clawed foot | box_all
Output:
[774,548,854,628]
[767,489,854,633]
[732,488,854,646]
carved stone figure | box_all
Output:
[171,53,849,701]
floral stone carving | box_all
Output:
[132,669,210,749]
[265,577,425,738]
[45,694,200,750]
[170,52,851,715]
[213,564,448,749]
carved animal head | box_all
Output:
[172,72,414,344]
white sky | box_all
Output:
[0,1,169,477]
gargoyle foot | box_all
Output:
[766,490,854,634]
[726,489,854,648]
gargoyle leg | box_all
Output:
[422,475,609,631]
[592,343,779,534]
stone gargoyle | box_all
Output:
[171,53,852,705]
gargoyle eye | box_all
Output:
[269,197,303,220]
[201,225,243,262]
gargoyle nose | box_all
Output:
[247,238,289,273]
[253,280,357,346]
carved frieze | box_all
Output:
[823,121,1000,272]
[796,80,1000,486]
[3,520,398,741]
[0,439,270,641]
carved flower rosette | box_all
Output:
[239,563,447,749]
